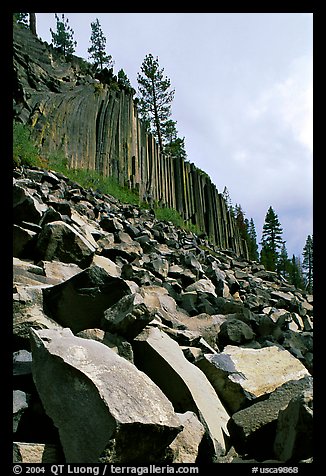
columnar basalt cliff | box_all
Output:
[13,24,247,258]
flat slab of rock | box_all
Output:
[30,328,182,463]
[196,345,310,413]
[133,326,230,457]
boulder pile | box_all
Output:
[13,166,313,464]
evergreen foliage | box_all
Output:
[162,120,187,160]
[13,13,29,27]
[277,242,291,279]
[50,14,77,58]
[118,69,132,89]
[88,18,114,71]
[288,255,305,289]
[247,218,259,261]
[302,235,313,293]
[137,54,175,151]
[260,206,284,271]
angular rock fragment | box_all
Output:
[273,388,313,461]
[42,265,131,333]
[38,260,83,284]
[168,411,205,463]
[36,220,96,268]
[92,254,121,278]
[13,285,63,349]
[102,293,156,339]
[13,184,45,225]
[13,390,30,432]
[185,278,217,297]
[13,350,33,376]
[227,376,312,459]
[133,326,230,457]
[31,328,182,463]
[13,442,63,463]
[217,318,255,347]
[196,345,310,414]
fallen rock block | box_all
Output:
[101,293,156,339]
[13,285,63,349]
[30,328,182,463]
[42,265,131,333]
[196,345,310,414]
[273,388,313,461]
[13,390,30,432]
[38,260,83,284]
[133,326,230,458]
[227,376,313,460]
[36,220,96,268]
[168,411,205,463]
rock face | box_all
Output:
[13,23,247,257]
[30,328,182,463]
[12,166,314,464]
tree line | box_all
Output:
[222,187,313,293]
[14,14,313,293]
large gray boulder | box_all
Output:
[36,220,96,269]
[133,326,230,458]
[227,376,313,460]
[30,328,182,463]
[101,293,156,339]
[273,388,313,461]
[13,183,45,225]
[196,345,310,414]
[42,265,131,333]
[13,284,63,349]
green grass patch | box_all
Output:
[13,120,206,236]
[47,153,141,205]
[13,122,41,167]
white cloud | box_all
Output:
[246,55,313,154]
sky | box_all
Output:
[34,12,313,258]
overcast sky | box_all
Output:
[34,12,313,258]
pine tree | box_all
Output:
[162,120,187,161]
[222,186,232,211]
[288,255,305,289]
[29,13,36,35]
[235,204,247,241]
[137,54,175,152]
[277,242,290,279]
[14,13,37,35]
[88,18,114,71]
[50,14,77,58]
[247,218,259,261]
[260,206,284,271]
[302,235,313,293]
[118,69,132,89]
[13,13,28,27]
